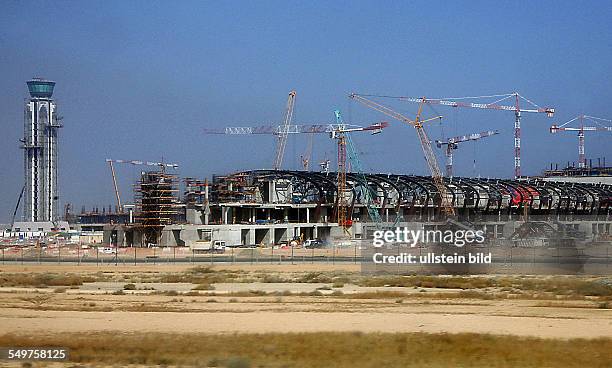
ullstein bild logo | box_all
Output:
[370,228,490,265]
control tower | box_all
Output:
[21,78,62,222]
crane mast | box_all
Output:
[336,110,383,228]
[108,160,122,212]
[349,93,454,215]
[331,111,388,229]
[550,114,612,168]
[435,130,500,177]
[273,90,297,170]
[301,127,316,170]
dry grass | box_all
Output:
[0,272,101,287]
[358,275,612,297]
[2,268,610,303]
[0,332,610,367]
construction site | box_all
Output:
[1,82,610,260]
[3,4,612,367]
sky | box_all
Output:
[1,1,611,223]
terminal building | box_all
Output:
[94,169,612,248]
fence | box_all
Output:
[2,242,612,274]
[0,244,366,266]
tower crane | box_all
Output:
[362,92,555,178]
[332,110,384,230]
[348,93,454,215]
[204,122,387,172]
[204,116,388,226]
[105,159,179,213]
[435,130,500,178]
[273,90,297,170]
[203,123,368,135]
[550,115,612,168]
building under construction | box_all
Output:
[133,170,181,245]
[85,168,612,248]
[14,86,605,248]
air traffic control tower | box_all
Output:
[21,78,62,222]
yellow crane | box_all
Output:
[349,94,455,215]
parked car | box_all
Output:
[303,239,325,249]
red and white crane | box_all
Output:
[550,115,612,168]
[361,92,555,178]
[435,130,500,178]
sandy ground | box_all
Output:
[0,290,611,339]
[1,308,611,339]
[1,264,611,341]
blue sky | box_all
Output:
[1,1,611,222]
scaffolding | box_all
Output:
[134,170,180,245]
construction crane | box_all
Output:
[203,123,368,135]
[273,90,297,170]
[435,130,500,178]
[333,110,384,230]
[10,184,26,229]
[363,92,555,178]
[204,122,385,172]
[105,159,179,213]
[348,93,455,215]
[550,115,612,168]
[300,127,316,170]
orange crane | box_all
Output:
[364,92,555,178]
[550,115,612,168]
[273,90,297,170]
[330,110,388,228]
[349,94,454,215]
[435,130,500,178]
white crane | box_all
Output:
[435,130,500,178]
[105,159,178,212]
[550,115,612,168]
[273,90,297,170]
[362,92,554,178]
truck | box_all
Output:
[190,240,226,253]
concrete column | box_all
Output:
[249,228,255,244]
[222,207,228,225]
[204,179,210,225]
[306,207,310,223]
[269,181,276,203]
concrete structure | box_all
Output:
[94,170,612,247]
[21,78,62,222]
[6,221,70,239]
